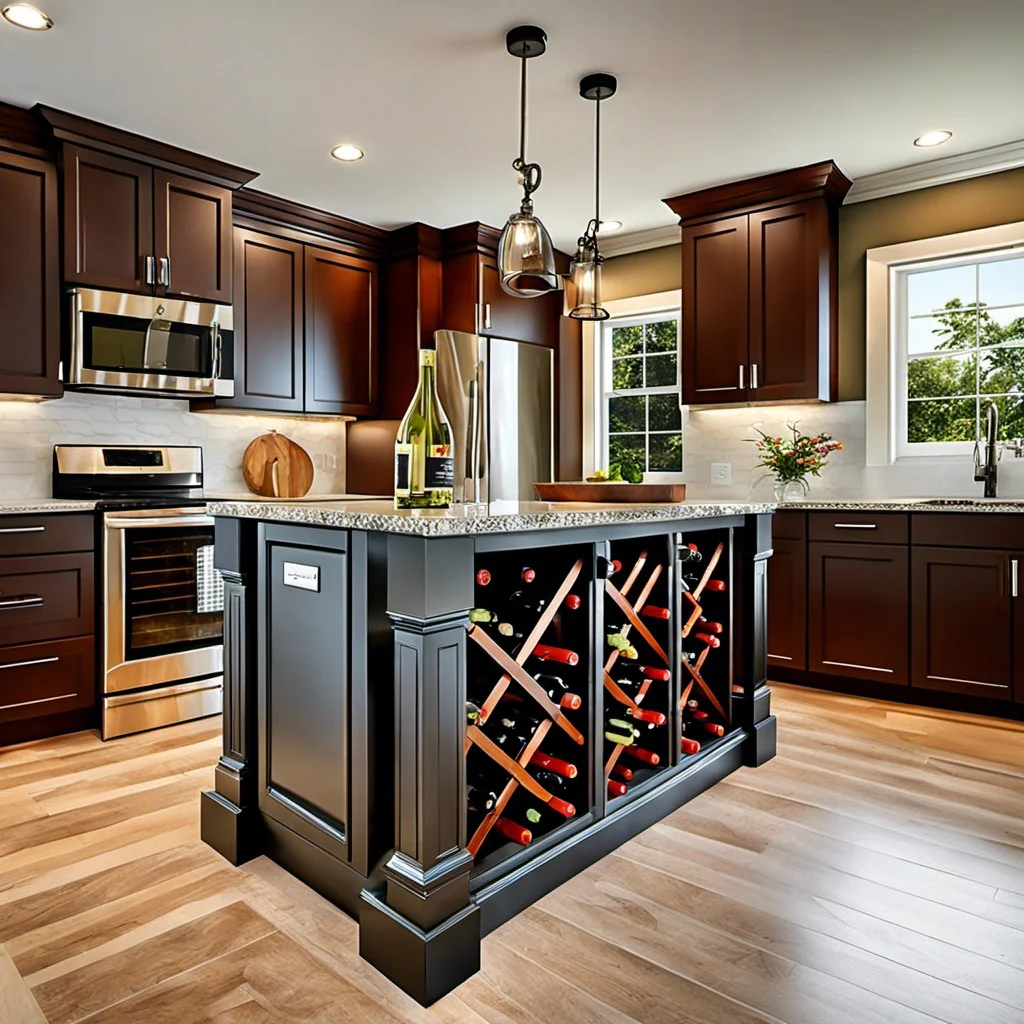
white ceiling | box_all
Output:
[2,0,1023,250]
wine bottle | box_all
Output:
[680,737,701,756]
[696,616,723,635]
[682,574,726,593]
[527,775,576,818]
[607,779,628,798]
[533,673,582,710]
[694,632,721,649]
[467,784,498,814]
[611,763,634,781]
[466,700,483,726]
[532,644,579,666]
[679,542,703,565]
[508,591,547,616]
[597,556,621,578]
[494,818,532,845]
[476,568,492,586]
[701,722,726,737]
[565,593,582,611]
[529,750,577,778]
[617,663,670,684]
[491,708,540,758]
[703,579,726,593]
[394,348,454,510]
[629,707,667,726]
[640,605,671,621]
[606,717,640,746]
[622,745,660,766]
[520,567,537,583]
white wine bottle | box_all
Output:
[394,348,455,509]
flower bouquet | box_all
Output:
[749,423,843,502]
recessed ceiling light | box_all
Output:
[597,220,623,234]
[330,144,364,162]
[1,3,53,29]
[914,130,952,148]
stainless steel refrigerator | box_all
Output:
[434,330,554,503]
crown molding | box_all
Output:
[845,140,1024,204]
[599,224,679,257]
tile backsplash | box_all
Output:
[682,400,1024,501]
[0,393,347,499]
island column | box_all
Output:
[359,532,481,1005]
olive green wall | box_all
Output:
[603,165,1024,400]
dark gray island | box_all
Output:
[199,498,778,1004]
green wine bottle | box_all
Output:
[394,348,455,509]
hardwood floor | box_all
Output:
[1,684,1022,1024]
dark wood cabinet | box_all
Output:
[667,162,850,406]
[809,541,909,684]
[0,147,60,397]
[305,246,378,416]
[767,537,807,670]
[911,546,1014,700]
[222,228,304,412]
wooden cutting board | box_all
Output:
[242,431,314,498]
[534,482,687,503]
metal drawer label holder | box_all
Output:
[283,562,320,593]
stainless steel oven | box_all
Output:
[68,288,234,398]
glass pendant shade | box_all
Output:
[497,205,559,297]
[567,249,609,321]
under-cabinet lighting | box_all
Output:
[330,144,364,162]
[1,4,52,29]
[913,130,952,148]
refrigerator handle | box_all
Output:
[467,374,483,503]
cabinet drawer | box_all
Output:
[0,635,95,724]
[772,510,806,542]
[912,513,1024,550]
[0,552,94,646]
[0,514,94,557]
[808,512,908,545]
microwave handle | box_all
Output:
[158,257,171,289]
[211,323,223,381]
[144,256,156,286]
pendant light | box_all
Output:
[496,25,559,298]
[567,73,617,321]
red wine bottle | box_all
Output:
[702,722,726,737]
[491,708,540,759]
[617,662,670,684]
[475,568,492,586]
[629,707,667,727]
[680,737,701,756]
[467,784,498,814]
[607,779,628,797]
[529,751,577,778]
[641,605,671,621]
[696,616,723,635]
[565,593,582,610]
[623,745,660,766]
[533,673,582,710]
[611,763,634,781]
[703,579,726,593]
[508,590,547,616]
[530,771,576,818]
[521,567,537,583]
[679,543,703,565]
[532,644,579,667]
[597,556,620,578]
[695,632,721,649]
[494,818,532,845]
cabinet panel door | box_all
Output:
[0,552,94,647]
[809,542,908,684]
[912,546,1013,699]
[154,171,232,303]
[480,258,558,346]
[0,636,95,725]
[63,145,153,293]
[767,536,806,670]
[221,229,304,412]
[680,215,749,404]
[304,246,378,416]
[749,200,825,402]
[0,150,60,396]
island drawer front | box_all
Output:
[808,512,908,545]
[912,513,1024,550]
[0,635,95,724]
[772,510,806,542]
[0,514,94,557]
[0,553,94,647]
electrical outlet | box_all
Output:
[711,462,732,485]
[325,453,338,471]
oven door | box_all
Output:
[104,510,224,694]
[70,289,234,397]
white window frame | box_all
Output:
[865,222,1024,466]
[591,299,684,482]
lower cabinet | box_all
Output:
[0,636,95,724]
[911,546,1015,701]
[808,542,908,684]
[767,536,807,670]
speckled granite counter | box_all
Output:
[0,499,97,514]
[778,498,1024,513]
[207,498,775,537]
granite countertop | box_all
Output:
[207,498,775,537]
[779,498,1024,513]
[0,499,98,514]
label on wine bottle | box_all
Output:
[425,445,455,489]
[395,444,412,495]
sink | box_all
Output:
[917,498,1024,507]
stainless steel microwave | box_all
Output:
[67,288,234,398]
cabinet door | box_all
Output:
[912,546,1013,700]
[63,145,153,293]
[809,542,908,684]
[221,229,304,412]
[680,215,749,404]
[767,537,806,671]
[480,258,558,346]
[304,246,378,416]
[0,150,60,397]
[154,171,232,303]
[749,200,825,402]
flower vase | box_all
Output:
[773,478,810,504]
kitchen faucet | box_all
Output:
[973,402,1000,498]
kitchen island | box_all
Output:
[200,499,777,1004]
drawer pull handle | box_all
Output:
[0,655,59,671]
[1,691,75,713]
[832,523,877,529]
[0,526,45,535]
[822,659,893,674]
[1011,559,1019,599]
[0,596,44,610]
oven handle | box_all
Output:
[105,515,215,530]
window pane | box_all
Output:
[608,433,645,473]
[648,433,682,472]
[608,395,645,432]
[908,310,976,354]
[983,306,1024,345]
[907,265,977,316]
[979,257,1024,309]
[645,320,677,353]
[648,393,681,431]
[990,393,1024,441]
[612,356,643,390]
[907,397,977,442]
[645,353,676,388]
[979,347,1024,395]
[611,325,642,357]
[907,353,976,400]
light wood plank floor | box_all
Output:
[1,684,1022,1024]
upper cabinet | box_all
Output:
[0,145,61,397]
[40,106,255,304]
[666,161,851,406]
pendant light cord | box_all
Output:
[593,95,601,241]
[513,54,542,201]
